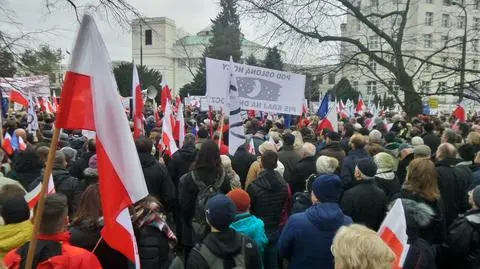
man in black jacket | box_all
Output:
[168,134,197,189]
[135,136,176,212]
[69,138,96,180]
[422,122,441,154]
[340,158,387,231]
[247,150,288,269]
[277,133,301,186]
[292,143,317,193]
[435,143,471,228]
[186,194,262,269]
[318,131,346,173]
[232,142,256,188]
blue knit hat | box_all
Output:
[206,194,236,231]
[312,175,343,203]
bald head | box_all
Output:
[14,128,26,141]
[436,143,457,161]
[302,142,316,157]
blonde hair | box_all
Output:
[292,131,304,151]
[467,131,480,145]
[332,224,395,269]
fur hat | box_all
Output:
[369,130,382,144]
[410,136,424,147]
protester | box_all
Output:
[69,138,96,180]
[422,122,441,153]
[82,154,98,186]
[278,175,352,269]
[471,151,480,190]
[414,144,432,159]
[227,188,268,255]
[7,151,43,190]
[277,133,301,186]
[168,133,197,189]
[3,194,102,268]
[373,152,401,200]
[61,146,77,168]
[69,184,128,268]
[331,224,395,269]
[292,142,317,193]
[195,128,209,150]
[317,131,345,171]
[0,196,32,260]
[340,158,387,230]
[186,194,263,269]
[247,150,288,269]
[245,141,285,189]
[135,136,176,212]
[341,134,370,186]
[397,143,414,185]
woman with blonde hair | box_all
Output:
[393,158,444,244]
[292,130,304,155]
[331,224,395,269]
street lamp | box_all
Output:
[452,1,467,103]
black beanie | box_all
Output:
[1,197,30,225]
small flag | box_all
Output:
[161,99,178,156]
[317,94,330,118]
[356,95,366,113]
[9,89,28,107]
[3,133,13,156]
[317,104,338,132]
[247,138,255,155]
[452,104,466,123]
[24,174,56,209]
[18,136,27,151]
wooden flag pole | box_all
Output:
[218,110,225,148]
[25,127,61,269]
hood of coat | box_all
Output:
[397,198,435,239]
[202,229,243,258]
[0,220,33,256]
[254,170,285,192]
[137,152,157,168]
[306,203,350,231]
[230,213,263,234]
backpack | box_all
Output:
[191,170,225,242]
[193,235,246,269]
[445,214,480,268]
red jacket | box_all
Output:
[4,233,102,269]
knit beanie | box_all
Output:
[311,174,343,203]
[227,189,251,213]
[369,130,382,144]
[410,136,424,147]
[316,156,339,174]
[60,147,77,162]
[374,152,395,172]
[1,197,30,225]
[206,194,236,231]
[356,158,377,178]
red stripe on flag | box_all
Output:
[56,71,95,131]
[380,227,404,269]
[10,90,28,107]
[133,84,144,138]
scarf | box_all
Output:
[133,202,177,250]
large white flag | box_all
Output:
[228,57,245,155]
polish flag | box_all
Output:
[18,136,27,151]
[24,174,56,209]
[175,100,185,148]
[132,61,144,138]
[317,104,338,132]
[161,77,172,113]
[356,95,366,113]
[55,15,148,267]
[2,133,13,156]
[161,99,178,156]
[452,104,466,123]
[10,89,28,107]
[46,100,55,114]
[247,138,255,155]
[378,199,410,269]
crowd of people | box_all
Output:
[1,108,480,269]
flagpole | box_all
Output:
[25,128,61,269]
[218,108,225,148]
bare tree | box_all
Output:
[241,0,480,116]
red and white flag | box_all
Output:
[10,89,28,107]
[3,133,13,156]
[18,136,27,151]
[452,104,466,123]
[175,100,185,148]
[55,15,148,268]
[317,104,338,132]
[161,99,178,156]
[247,138,255,155]
[52,92,58,113]
[356,95,366,114]
[132,61,144,138]
[24,174,56,209]
[161,77,172,113]
[378,199,410,269]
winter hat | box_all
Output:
[473,186,480,208]
[206,194,236,231]
[369,130,382,144]
[413,145,431,158]
[326,131,341,141]
[1,197,30,225]
[353,123,362,130]
[374,152,395,172]
[226,189,251,213]
[311,174,343,203]
[60,147,77,163]
[259,141,277,154]
[398,143,412,152]
[411,136,424,147]
[356,158,378,178]
[282,133,295,146]
[52,151,66,169]
[316,156,339,174]
[89,154,97,169]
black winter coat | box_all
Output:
[422,133,441,154]
[69,222,129,269]
[317,142,346,170]
[277,145,302,184]
[30,168,83,217]
[435,158,471,228]
[340,149,371,187]
[340,180,387,231]
[247,170,288,241]
[232,144,256,188]
[7,170,41,190]
[69,151,95,180]
[168,145,197,188]
[186,229,262,269]
[135,224,172,269]
[374,175,401,201]
[397,153,414,185]
[179,168,231,247]
[292,156,317,194]
[138,152,176,211]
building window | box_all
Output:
[456,37,463,51]
[353,81,359,92]
[425,12,434,26]
[425,0,432,3]
[145,29,152,45]
[474,60,479,70]
[442,14,450,27]
[473,39,479,52]
[475,18,480,30]
[457,16,465,29]
[369,59,377,71]
[369,36,379,49]
[421,81,431,94]
[441,35,449,46]
[424,34,433,48]
[367,81,377,95]
[328,73,336,84]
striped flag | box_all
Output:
[25,174,55,209]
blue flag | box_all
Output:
[283,114,292,128]
[317,94,330,118]
[11,132,19,151]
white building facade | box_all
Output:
[131,17,269,94]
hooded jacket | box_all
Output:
[278,203,352,269]
[0,220,32,260]
[186,229,262,269]
[277,145,302,185]
[292,156,317,194]
[7,154,42,190]
[230,212,268,255]
[69,151,95,180]
[168,144,197,188]
[247,170,288,241]
[317,142,346,169]
[340,148,371,186]
[232,144,256,188]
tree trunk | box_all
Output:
[402,83,422,118]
